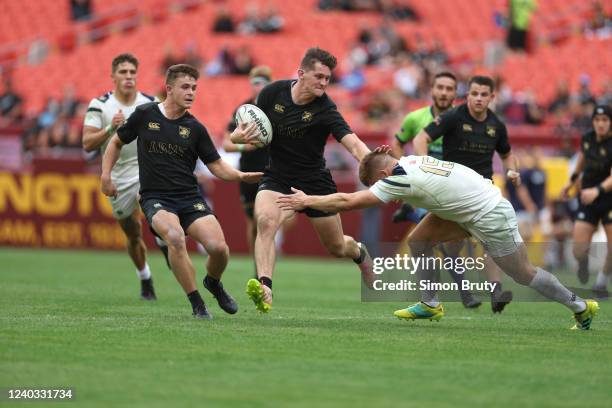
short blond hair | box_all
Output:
[249,65,272,81]
[359,151,391,187]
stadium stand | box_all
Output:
[0,0,609,137]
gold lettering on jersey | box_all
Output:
[194,203,206,211]
[486,126,496,137]
[148,122,161,131]
[462,124,472,132]
[147,141,186,157]
[302,111,313,122]
[274,104,285,113]
[178,126,191,139]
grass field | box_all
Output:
[1,248,610,407]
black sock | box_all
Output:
[204,275,220,289]
[259,276,272,290]
[187,290,204,309]
[491,281,502,298]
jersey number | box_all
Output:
[419,157,454,177]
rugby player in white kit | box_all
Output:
[277,151,599,330]
[82,53,159,300]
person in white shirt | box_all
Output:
[276,151,599,330]
[82,53,159,301]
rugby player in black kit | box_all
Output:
[230,48,374,312]
[412,76,520,313]
[561,105,612,297]
[101,64,263,319]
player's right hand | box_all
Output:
[560,183,573,199]
[231,122,261,145]
[100,175,117,198]
[111,109,126,129]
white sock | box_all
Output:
[595,271,610,288]
[137,263,152,280]
[422,300,440,308]
[529,267,585,313]
[155,236,167,248]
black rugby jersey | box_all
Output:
[228,97,269,173]
[424,103,511,179]
[256,80,352,176]
[581,130,612,194]
[117,102,220,197]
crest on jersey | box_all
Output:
[462,123,473,132]
[194,202,206,211]
[274,104,285,113]
[148,122,160,131]
[179,126,191,139]
[486,126,496,137]
[584,142,590,150]
[301,111,313,122]
[600,148,606,157]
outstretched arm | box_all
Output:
[340,133,371,162]
[277,188,383,213]
[206,158,263,184]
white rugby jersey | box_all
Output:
[370,155,502,223]
[84,91,157,185]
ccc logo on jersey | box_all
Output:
[148,122,160,131]
[179,126,191,139]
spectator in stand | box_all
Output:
[318,0,380,12]
[238,4,259,35]
[205,46,236,76]
[571,99,596,134]
[0,77,23,126]
[59,84,81,119]
[232,46,255,75]
[183,43,204,71]
[506,0,538,53]
[585,0,611,39]
[503,90,544,125]
[548,80,571,113]
[160,44,180,75]
[70,0,92,21]
[577,74,596,106]
[598,79,612,106]
[257,5,284,33]
[380,0,418,21]
[212,5,235,33]
[393,53,421,98]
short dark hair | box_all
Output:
[468,75,495,92]
[359,151,390,187]
[432,71,457,86]
[300,47,337,71]
[112,53,139,73]
[165,64,200,85]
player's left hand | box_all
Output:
[507,170,521,186]
[276,187,307,211]
[240,171,264,184]
[580,187,599,205]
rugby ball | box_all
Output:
[235,104,273,146]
